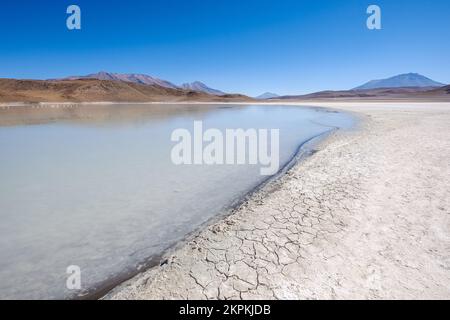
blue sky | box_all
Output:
[0,0,449,96]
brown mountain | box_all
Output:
[60,71,180,89]
[272,86,450,101]
[0,78,252,103]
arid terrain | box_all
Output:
[1,81,449,299]
[271,86,450,102]
[105,102,450,300]
[0,78,251,103]
[0,77,448,104]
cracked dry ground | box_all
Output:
[108,105,450,300]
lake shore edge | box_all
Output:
[73,105,349,300]
[100,105,358,300]
[103,102,449,300]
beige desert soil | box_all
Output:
[106,102,450,300]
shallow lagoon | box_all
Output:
[0,104,353,299]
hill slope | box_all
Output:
[0,79,252,103]
[273,86,450,101]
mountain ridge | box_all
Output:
[270,85,450,101]
[59,72,226,96]
[60,72,179,89]
[0,78,252,103]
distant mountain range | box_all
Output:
[271,85,450,101]
[0,78,250,103]
[256,92,279,99]
[265,73,448,101]
[61,71,179,89]
[1,72,448,103]
[353,73,445,90]
[59,72,226,96]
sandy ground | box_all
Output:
[106,102,450,300]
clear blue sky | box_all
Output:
[0,0,449,96]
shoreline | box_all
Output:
[105,102,450,300]
[1,101,448,299]
[1,100,450,107]
[101,107,361,300]
[74,109,347,300]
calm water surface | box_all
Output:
[0,104,353,299]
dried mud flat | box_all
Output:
[106,103,450,300]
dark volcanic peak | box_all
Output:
[353,73,445,90]
[181,81,226,96]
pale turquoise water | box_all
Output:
[0,104,353,299]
